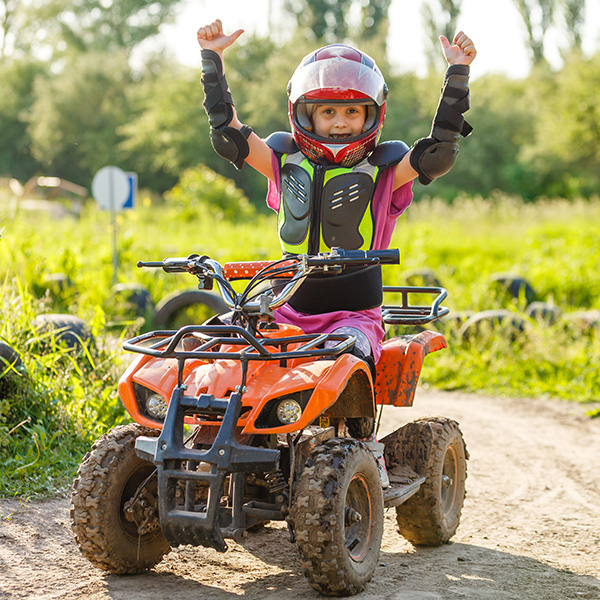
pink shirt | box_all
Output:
[267,151,413,363]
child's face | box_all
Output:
[311,104,367,139]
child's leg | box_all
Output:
[327,326,389,488]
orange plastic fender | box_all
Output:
[242,353,375,435]
[118,353,173,429]
[375,330,447,407]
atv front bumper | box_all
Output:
[135,386,279,552]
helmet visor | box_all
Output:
[289,57,387,106]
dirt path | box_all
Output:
[1,390,599,600]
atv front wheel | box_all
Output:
[395,417,467,546]
[70,423,170,573]
[291,438,383,596]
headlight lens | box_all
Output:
[146,393,168,419]
[276,398,302,424]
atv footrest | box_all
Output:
[382,476,425,508]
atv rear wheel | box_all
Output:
[291,438,383,596]
[70,423,170,573]
[395,417,467,546]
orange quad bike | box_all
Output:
[71,248,468,597]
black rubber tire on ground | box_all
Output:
[70,423,170,574]
[290,438,384,597]
[395,417,468,546]
[111,283,156,319]
[489,273,537,305]
[154,289,228,329]
[431,311,475,336]
[457,309,529,343]
[0,341,22,370]
[525,301,562,326]
[33,314,94,352]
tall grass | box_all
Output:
[0,191,598,498]
[0,282,127,498]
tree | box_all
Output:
[0,57,45,180]
[119,62,216,193]
[360,0,392,39]
[523,52,600,197]
[513,0,555,66]
[0,0,19,58]
[284,0,352,42]
[28,51,134,185]
[283,0,392,47]
[562,0,585,53]
[421,0,463,72]
[10,0,181,61]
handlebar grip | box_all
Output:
[137,257,191,272]
[137,260,171,268]
[334,249,400,264]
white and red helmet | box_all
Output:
[287,44,388,167]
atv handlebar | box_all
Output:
[138,248,400,314]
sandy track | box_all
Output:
[1,390,599,599]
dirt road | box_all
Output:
[1,390,599,600]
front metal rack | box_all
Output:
[123,324,356,363]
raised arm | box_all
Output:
[197,20,274,180]
[393,31,477,190]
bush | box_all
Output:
[164,165,255,222]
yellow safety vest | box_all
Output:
[277,152,380,255]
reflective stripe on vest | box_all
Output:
[277,152,379,255]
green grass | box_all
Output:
[0,190,599,498]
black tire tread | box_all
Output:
[154,289,228,328]
[395,417,468,546]
[70,423,170,573]
[290,438,383,597]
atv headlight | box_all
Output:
[276,398,302,424]
[146,393,168,419]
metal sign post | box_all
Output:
[91,166,133,284]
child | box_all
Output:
[197,21,476,475]
[197,19,475,360]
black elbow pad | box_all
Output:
[410,138,459,185]
[210,125,253,170]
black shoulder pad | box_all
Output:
[368,141,410,168]
[265,132,298,156]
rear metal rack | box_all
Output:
[382,286,449,325]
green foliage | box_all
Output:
[0,58,45,181]
[28,51,134,186]
[434,75,537,199]
[11,0,181,61]
[389,195,600,403]
[522,52,600,198]
[164,165,255,222]
[0,284,127,498]
[119,63,215,193]
[285,0,353,42]
[422,324,600,402]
